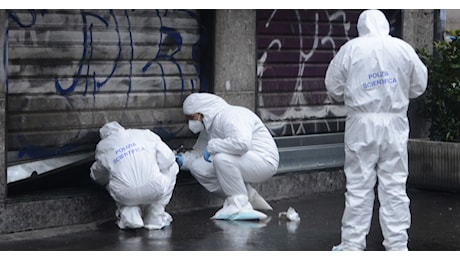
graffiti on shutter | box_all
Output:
[256,9,401,137]
[6,9,202,164]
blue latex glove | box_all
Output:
[175,154,183,167]
[203,149,212,163]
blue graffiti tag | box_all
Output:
[50,10,191,96]
[142,10,185,92]
[6,9,202,160]
[54,10,125,96]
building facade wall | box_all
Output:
[0,9,438,234]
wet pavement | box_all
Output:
[1,187,460,251]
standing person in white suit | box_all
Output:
[175,93,279,220]
[90,121,179,230]
[325,9,427,251]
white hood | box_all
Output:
[99,121,124,139]
[357,9,390,37]
[183,93,229,130]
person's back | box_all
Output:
[324,9,427,251]
[97,129,159,185]
[325,9,427,114]
[96,128,168,204]
[91,121,178,229]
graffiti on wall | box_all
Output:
[5,9,202,162]
[257,9,354,136]
[257,9,401,136]
[6,9,201,96]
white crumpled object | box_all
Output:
[278,207,301,221]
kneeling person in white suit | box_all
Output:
[90,121,179,229]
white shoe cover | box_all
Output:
[144,212,172,230]
[331,243,361,251]
[211,194,268,221]
[249,192,273,210]
[116,206,144,229]
[211,200,242,220]
[246,184,273,210]
[212,208,268,221]
[143,204,173,230]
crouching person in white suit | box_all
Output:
[175,93,280,221]
[90,121,179,230]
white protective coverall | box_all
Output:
[179,93,279,220]
[90,121,179,230]
[325,9,427,251]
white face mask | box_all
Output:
[188,120,204,134]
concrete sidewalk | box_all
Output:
[1,187,460,251]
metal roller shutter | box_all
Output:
[6,9,202,165]
[256,9,401,137]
